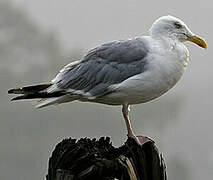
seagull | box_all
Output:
[8,15,207,144]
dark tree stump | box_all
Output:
[46,136,167,180]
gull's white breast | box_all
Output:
[97,38,189,105]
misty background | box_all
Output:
[0,0,212,179]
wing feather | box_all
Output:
[51,37,150,98]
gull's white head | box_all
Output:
[150,15,207,48]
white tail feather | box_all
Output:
[36,95,77,109]
[36,97,61,108]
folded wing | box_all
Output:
[51,38,149,98]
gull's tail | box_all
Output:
[8,83,71,108]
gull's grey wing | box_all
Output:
[51,37,150,98]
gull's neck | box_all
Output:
[149,25,181,48]
[150,33,180,50]
[148,30,189,67]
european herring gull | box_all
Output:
[8,15,207,144]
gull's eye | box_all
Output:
[174,22,182,29]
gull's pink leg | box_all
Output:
[122,104,141,145]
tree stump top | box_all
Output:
[46,136,167,180]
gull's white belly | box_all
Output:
[95,44,189,105]
[105,70,182,105]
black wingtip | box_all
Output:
[11,96,20,101]
[10,98,16,101]
[8,88,22,94]
[10,95,28,101]
[8,89,14,94]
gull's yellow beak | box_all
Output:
[187,35,207,49]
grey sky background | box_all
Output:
[1,0,212,179]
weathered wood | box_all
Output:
[46,136,167,180]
